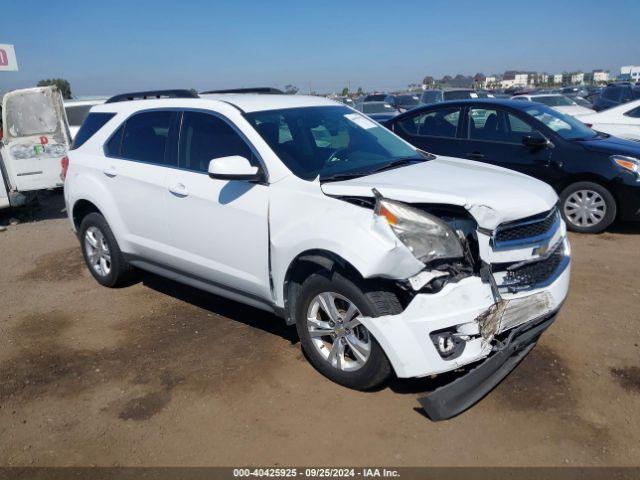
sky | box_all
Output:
[0,0,638,97]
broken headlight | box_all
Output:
[374,194,464,264]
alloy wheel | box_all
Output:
[306,292,371,372]
[84,226,112,277]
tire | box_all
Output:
[559,181,616,234]
[294,270,402,390]
[79,212,134,287]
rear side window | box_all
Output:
[601,87,621,101]
[178,111,254,173]
[397,107,460,138]
[120,110,177,165]
[72,112,115,149]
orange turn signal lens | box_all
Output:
[614,158,639,172]
[379,204,398,225]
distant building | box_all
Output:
[500,71,529,89]
[592,70,609,84]
[538,73,550,84]
[553,74,563,85]
[483,75,497,88]
[620,65,640,82]
[569,72,584,84]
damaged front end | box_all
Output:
[346,191,571,421]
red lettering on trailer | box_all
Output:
[40,136,49,145]
[0,49,7,66]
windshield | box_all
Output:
[534,95,575,107]
[246,106,423,181]
[396,95,420,106]
[362,102,396,113]
[524,105,596,140]
[443,90,475,100]
[364,94,387,102]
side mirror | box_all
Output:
[522,133,550,149]
[208,155,264,182]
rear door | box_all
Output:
[391,105,467,157]
[0,87,70,191]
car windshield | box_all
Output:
[365,94,387,102]
[396,95,420,106]
[362,102,396,113]
[523,105,596,140]
[245,106,424,181]
[443,90,475,100]
[534,95,575,107]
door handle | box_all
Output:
[466,152,485,160]
[168,183,189,197]
[103,166,117,177]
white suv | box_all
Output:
[64,90,571,420]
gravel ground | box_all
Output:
[0,190,639,467]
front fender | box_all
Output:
[269,181,424,307]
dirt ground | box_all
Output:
[0,190,639,467]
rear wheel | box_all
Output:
[295,270,401,390]
[79,213,134,287]
[560,181,616,233]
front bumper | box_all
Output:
[418,310,557,421]
[359,251,570,379]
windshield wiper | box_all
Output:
[319,156,427,183]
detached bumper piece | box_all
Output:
[418,312,557,421]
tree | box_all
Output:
[422,76,434,86]
[356,86,363,96]
[341,86,349,96]
[37,78,72,99]
[284,84,299,95]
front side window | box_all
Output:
[120,110,177,165]
[523,105,596,140]
[178,111,253,173]
[246,106,423,181]
[468,108,538,143]
[602,88,621,101]
[397,107,460,138]
[420,91,441,104]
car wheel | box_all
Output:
[79,212,134,287]
[295,270,402,390]
[560,181,616,233]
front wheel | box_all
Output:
[295,271,401,390]
[559,181,616,233]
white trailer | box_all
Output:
[0,86,70,209]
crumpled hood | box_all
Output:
[321,156,558,229]
[578,135,640,157]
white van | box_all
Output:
[0,86,70,210]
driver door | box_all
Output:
[163,110,271,300]
[1,87,70,191]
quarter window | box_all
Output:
[72,112,115,149]
[624,106,640,118]
[120,111,177,165]
[397,107,460,138]
[178,111,254,173]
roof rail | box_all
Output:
[200,87,284,95]
[105,89,198,104]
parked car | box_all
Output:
[384,99,640,233]
[511,94,595,116]
[577,99,640,142]
[0,86,69,210]
[64,89,570,420]
[385,93,420,112]
[354,100,398,122]
[64,98,106,140]
[419,88,478,104]
[593,83,640,111]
